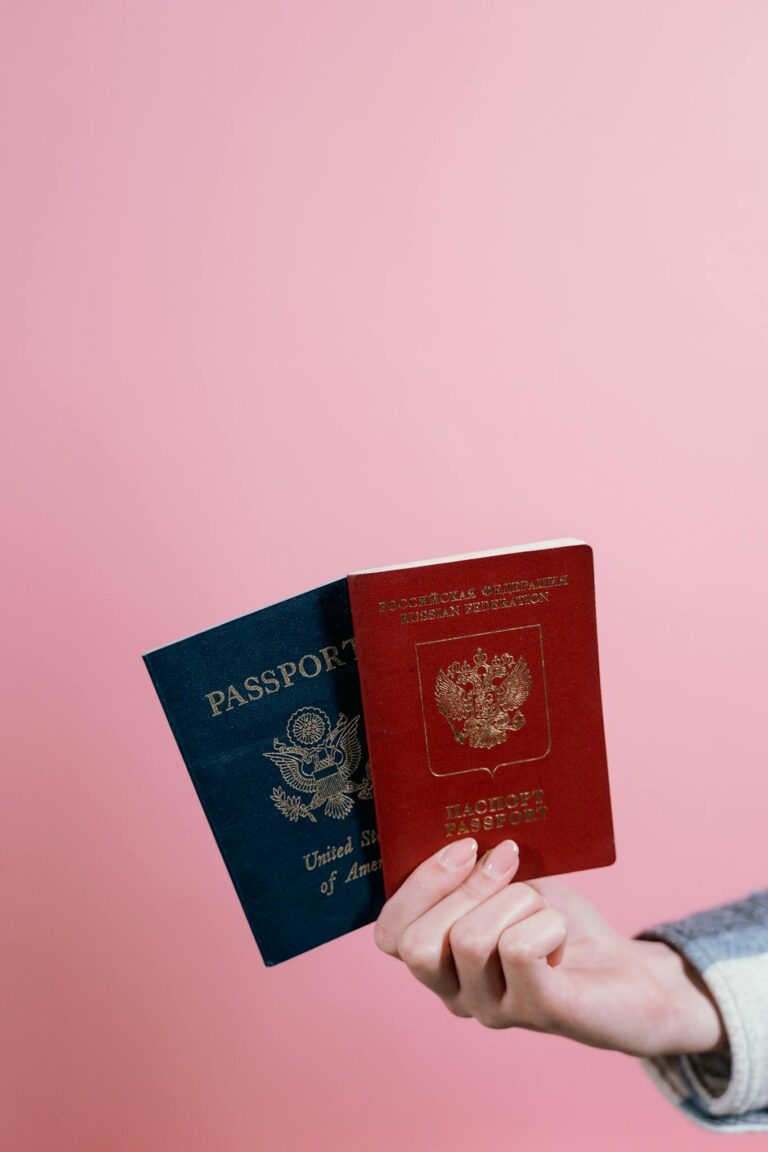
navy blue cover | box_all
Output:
[143,579,384,965]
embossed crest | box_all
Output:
[416,625,550,779]
[264,706,373,823]
[434,647,532,749]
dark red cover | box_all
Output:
[347,542,615,897]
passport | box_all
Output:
[347,540,615,896]
[143,580,384,966]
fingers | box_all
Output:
[386,840,522,1000]
[448,882,547,1013]
[498,906,569,1025]
[373,840,572,1034]
[373,837,480,957]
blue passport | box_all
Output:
[143,579,384,966]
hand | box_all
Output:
[374,837,726,1058]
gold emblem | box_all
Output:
[265,706,373,823]
[435,647,532,750]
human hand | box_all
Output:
[374,837,726,1058]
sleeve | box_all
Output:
[635,889,768,1133]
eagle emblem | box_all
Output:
[265,706,373,823]
[435,647,532,750]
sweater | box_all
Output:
[637,889,768,1132]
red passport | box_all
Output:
[347,539,615,896]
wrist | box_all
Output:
[637,939,727,1057]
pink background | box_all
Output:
[2,3,767,1149]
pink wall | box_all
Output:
[2,3,767,1149]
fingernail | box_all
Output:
[482,839,519,879]
[439,838,478,870]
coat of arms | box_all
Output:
[434,647,532,750]
[265,706,373,822]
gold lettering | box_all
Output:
[443,788,548,838]
[304,835,353,871]
[319,645,344,671]
[243,675,263,701]
[345,857,382,882]
[226,685,248,711]
[204,635,355,717]
[206,690,225,717]
[277,661,297,688]
[383,575,568,623]
[298,653,322,678]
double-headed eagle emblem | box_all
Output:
[435,647,532,750]
[265,706,373,823]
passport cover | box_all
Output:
[143,580,384,966]
[347,540,615,896]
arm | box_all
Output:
[636,890,768,1132]
[373,838,768,1132]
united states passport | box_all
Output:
[143,580,384,966]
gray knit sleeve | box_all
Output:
[636,889,768,1132]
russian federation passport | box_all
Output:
[347,539,615,896]
[144,580,384,966]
